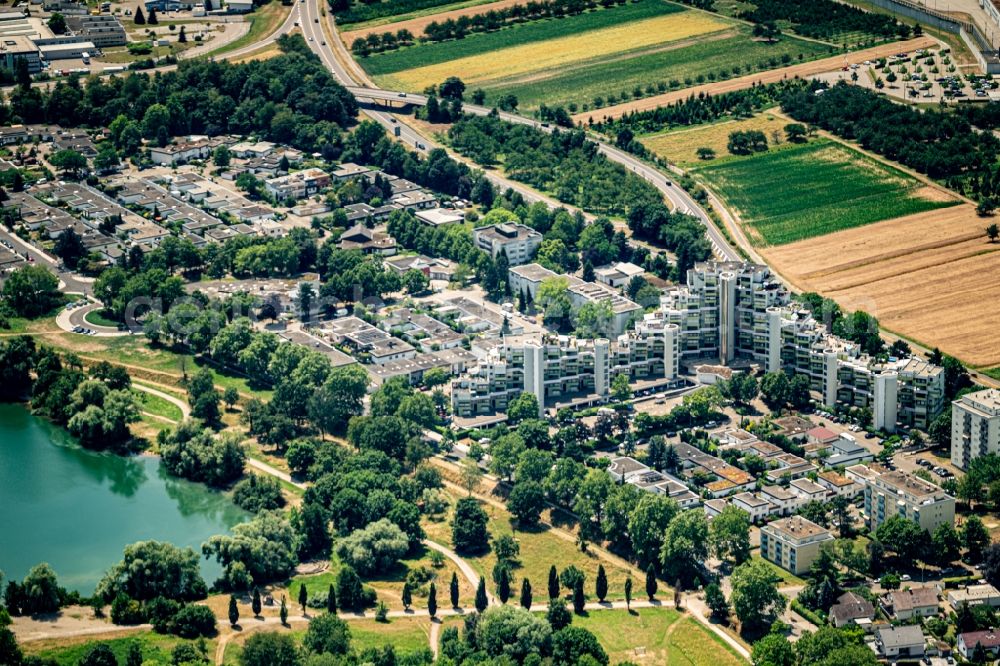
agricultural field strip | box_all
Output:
[690,140,958,245]
[362,1,699,75]
[760,204,1000,367]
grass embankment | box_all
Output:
[691,138,959,245]
[204,2,290,57]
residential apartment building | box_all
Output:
[509,263,643,336]
[858,466,955,533]
[759,516,834,575]
[264,168,331,201]
[473,223,542,265]
[451,326,678,418]
[951,389,1000,470]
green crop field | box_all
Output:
[693,139,959,245]
[359,0,830,110]
[362,0,687,76]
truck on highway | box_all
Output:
[393,126,401,137]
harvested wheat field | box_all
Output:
[575,35,938,123]
[641,112,786,166]
[381,10,730,90]
[762,204,1000,367]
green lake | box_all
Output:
[0,404,249,594]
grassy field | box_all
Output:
[749,553,805,586]
[641,112,786,166]
[692,138,958,245]
[574,608,748,665]
[133,386,184,422]
[983,367,1000,381]
[25,631,214,666]
[422,491,636,603]
[349,618,432,653]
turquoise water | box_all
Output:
[0,404,249,594]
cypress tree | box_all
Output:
[625,578,632,611]
[595,565,608,603]
[228,595,239,627]
[428,582,438,618]
[251,587,261,617]
[298,583,308,614]
[326,584,337,614]
[520,578,532,610]
[497,568,510,604]
[450,572,459,609]
[547,565,560,599]
[645,565,658,601]
[401,582,412,610]
[475,578,488,612]
[134,6,145,24]
[279,596,288,626]
[572,578,585,614]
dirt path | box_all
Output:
[247,457,305,490]
[574,35,939,123]
[341,0,530,43]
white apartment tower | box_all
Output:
[952,389,1000,470]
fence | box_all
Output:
[865,0,1000,72]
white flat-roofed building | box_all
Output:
[952,389,1000,470]
[37,40,95,60]
[760,516,834,575]
[416,207,464,227]
[790,477,829,504]
[817,470,862,498]
[760,485,800,516]
[594,261,645,289]
[947,584,1000,609]
[0,36,40,73]
[731,493,772,523]
[473,222,542,265]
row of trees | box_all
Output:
[353,0,625,55]
[738,0,911,42]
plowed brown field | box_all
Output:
[762,204,1000,367]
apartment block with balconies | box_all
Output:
[952,389,1000,470]
[760,516,834,575]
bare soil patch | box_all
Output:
[762,204,1000,367]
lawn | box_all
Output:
[423,491,636,604]
[360,0,830,110]
[349,618,432,653]
[84,308,121,328]
[133,386,184,422]
[25,631,215,666]
[749,553,804,586]
[693,138,959,245]
[982,367,1000,381]
[574,608,748,665]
